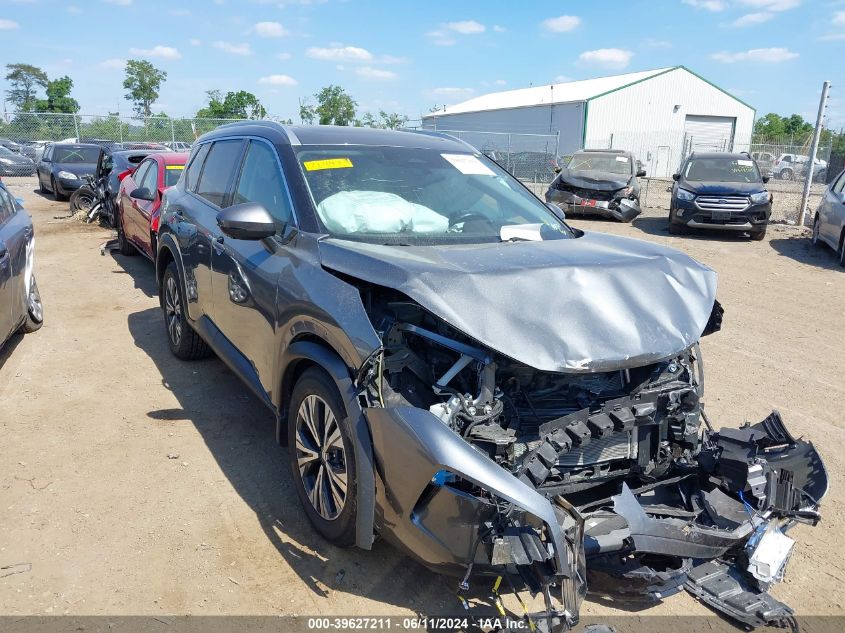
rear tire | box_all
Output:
[38,176,46,194]
[288,367,357,547]
[69,186,96,216]
[117,218,137,256]
[22,277,43,333]
[161,262,211,360]
[839,234,845,268]
[781,168,794,181]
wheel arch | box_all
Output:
[278,337,376,550]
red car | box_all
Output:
[117,152,188,259]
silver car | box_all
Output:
[812,169,845,266]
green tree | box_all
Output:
[33,76,79,113]
[377,110,408,130]
[753,113,814,141]
[195,90,266,119]
[5,63,48,112]
[313,85,357,126]
[299,97,316,124]
[123,59,167,118]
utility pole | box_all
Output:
[798,80,830,228]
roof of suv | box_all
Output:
[202,121,475,152]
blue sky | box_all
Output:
[1,0,842,127]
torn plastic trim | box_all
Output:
[612,483,754,559]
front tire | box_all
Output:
[812,215,821,246]
[21,277,43,333]
[161,262,210,360]
[750,226,767,241]
[51,177,66,201]
[288,367,357,547]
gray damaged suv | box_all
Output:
[155,122,826,632]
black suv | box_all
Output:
[153,122,825,629]
[669,152,772,240]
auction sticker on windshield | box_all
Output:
[303,158,354,171]
[441,153,495,176]
[615,156,629,162]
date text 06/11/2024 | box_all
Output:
[306,617,529,630]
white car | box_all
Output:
[772,153,827,180]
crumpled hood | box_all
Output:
[558,169,631,192]
[681,180,765,196]
[319,232,718,373]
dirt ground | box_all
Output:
[1,178,844,626]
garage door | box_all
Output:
[683,115,735,154]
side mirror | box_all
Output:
[130,187,155,201]
[672,173,681,182]
[637,169,647,177]
[546,202,566,221]
[217,202,277,240]
[762,175,770,184]
[553,166,562,174]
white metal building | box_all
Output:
[421,66,755,177]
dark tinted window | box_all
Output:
[233,140,292,225]
[131,161,152,188]
[139,160,158,192]
[196,140,242,207]
[0,187,16,223]
[185,143,210,191]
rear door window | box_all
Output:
[196,140,243,207]
[233,140,293,226]
[184,143,210,192]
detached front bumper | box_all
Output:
[367,404,825,632]
[545,188,641,222]
[56,177,85,194]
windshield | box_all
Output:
[567,152,633,176]
[53,147,100,164]
[295,145,573,244]
[684,157,761,183]
[164,165,184,187]
[0,147,15,156]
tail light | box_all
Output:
[117,169,132,182]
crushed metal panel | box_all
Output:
[318,232,717,373]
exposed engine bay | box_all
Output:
[352,281,827,633]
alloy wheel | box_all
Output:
[28,279,42,322]
[164,276,183,346]
[295,394,348,521]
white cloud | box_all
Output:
[276,52,293,60]
[432,87,474,97]
[306,45,373,61]
[128,45,181,59]
[98,58,125,70]
[258,74,297,86]
[189,38,201,46]
[729,12,774,26]
[444,20,485,34]
[819,32,845,41]
[541,15,581,32]
[834,11,845,25]
[711,47,799,62]
[493,25,506,32]
[682,0,727,11]
[355,66,397,81]
[252,21,288,37]
[738,0,799,10]
[494,79,507,86]
[213,41,252,55]
[577,48,633,69]
[102,0,132,5]
[0,19,20,29]
[425,30,456,46]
